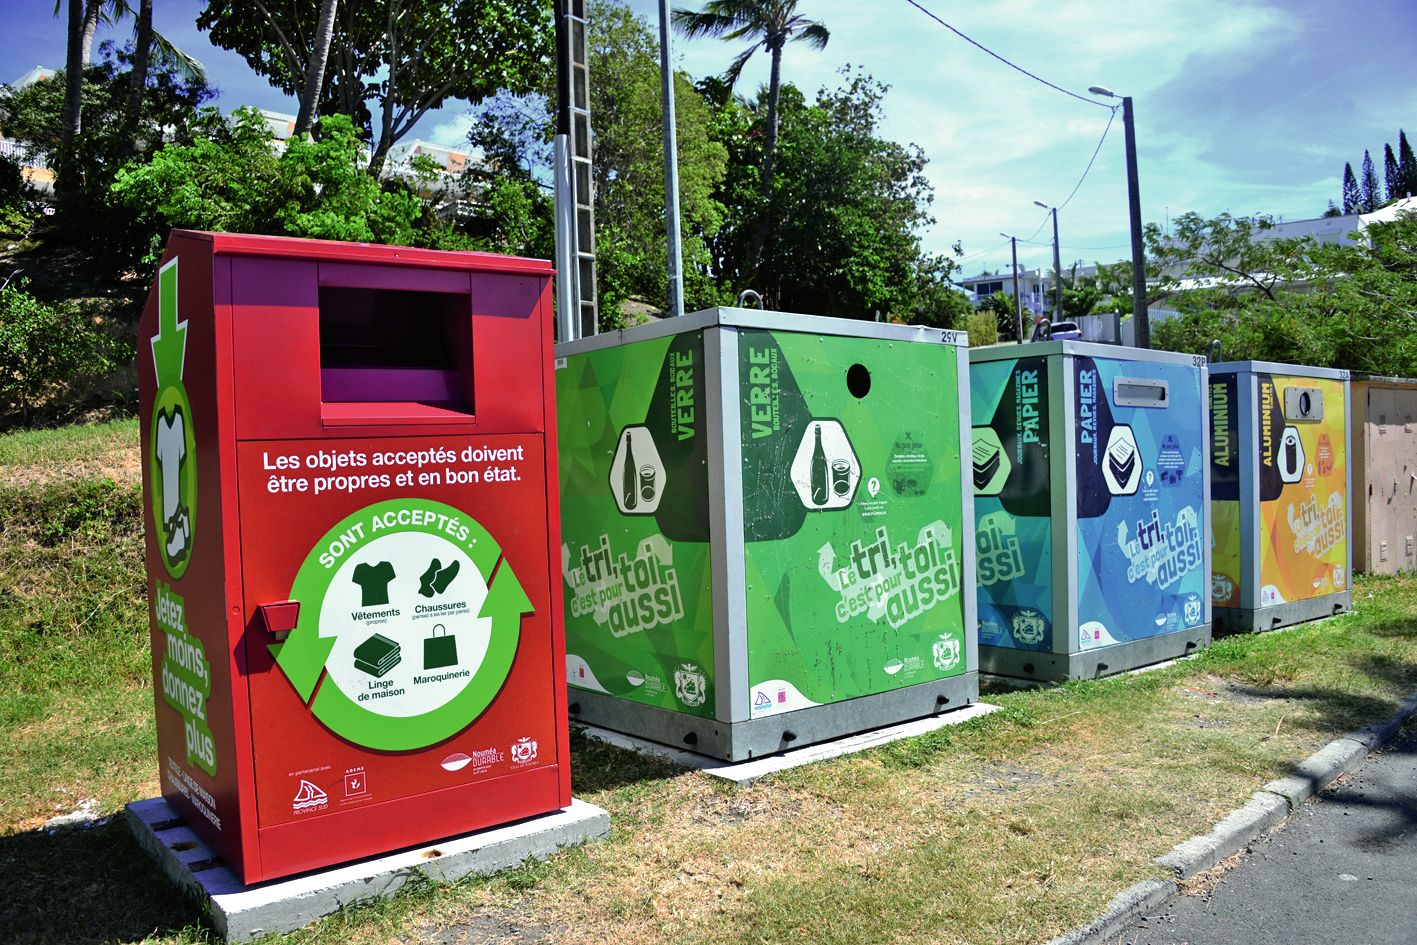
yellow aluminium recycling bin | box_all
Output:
[1209,361,1352,631]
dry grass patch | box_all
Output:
[0,419,139,487]
[1,431,1415,944]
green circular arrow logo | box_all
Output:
[276,498,533,751]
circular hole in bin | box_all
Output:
[847,363,871,398]
[1299,391,1312,415]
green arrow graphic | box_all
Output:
[151,258,187,387]
[481,558,533,620]
[270,622,337,704]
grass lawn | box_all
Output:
[0,418,139,488]
[2,421,1414,945]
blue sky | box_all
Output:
[3,0,1414,279]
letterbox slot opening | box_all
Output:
[1113,377,1168,408]
[318,286,473,421]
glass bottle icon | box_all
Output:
[810,423,828,507]
[623,431,638,510]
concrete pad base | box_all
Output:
[580,702,1000,786]
[125,797,610,942]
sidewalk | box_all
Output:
[1114,722,1417,945]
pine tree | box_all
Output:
[1360,150,1381,212]
[1399,130,1416,200]
[1323,199,1341,218]
[1384,143,1400,202]
[1342,162,1360,214]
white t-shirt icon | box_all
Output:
[154,407,190,560]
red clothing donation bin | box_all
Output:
[138,231,570,883]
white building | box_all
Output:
[1,67,58,191]
[958,263,1099,315]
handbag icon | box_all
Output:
[423,624,458,670]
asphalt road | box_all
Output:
[1114,724,1417,945]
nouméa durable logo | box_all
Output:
[149,257,197,578]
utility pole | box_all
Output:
[657,0,685,318]
[1035,201,1062,328]
[1090,86,1150,348]
[1000,231,1022,343]
[1120,96,1149,348]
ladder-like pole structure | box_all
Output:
[555,0,598,338]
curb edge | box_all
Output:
[1045,687,1417,945]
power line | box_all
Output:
[1022,209,1052,242]
[1057,106,1118,210]
[958,238,1012,264]
[963,112,1121,268]
[903,0,1112,109]
[1010,108,1116,262]
[1019,238,1131,251]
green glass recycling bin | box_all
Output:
[556,307,978,760]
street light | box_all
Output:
[1089,85,1150,348]
[998,231,1023,344]
[1033,200,1062,333]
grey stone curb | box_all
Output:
[1044,879,1178,945]
[1153,791,1289,878]
[1045,688,1417,945]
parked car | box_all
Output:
[1048,320,1082,340]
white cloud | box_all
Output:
[424,114,476,149]
[621,0,1416,278]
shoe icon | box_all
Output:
[418,558,460,598]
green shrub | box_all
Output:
[111,110,425,264]
[0,154,38,234]
[0,154,26,208]
[965,309,999,347]
[0,278,123,425]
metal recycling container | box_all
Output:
[1209,362,1353,630]
[1351,375,1417,575]
[138,231,572,883]
[555,307,977,761]
[970,341,1211,682]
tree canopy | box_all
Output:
[1148,210,1417,376]
[704,69,958,322]
[197,0,552,168]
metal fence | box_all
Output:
[0,138,48,168]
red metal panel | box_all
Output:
[140,234,261,878]
[213,251,263,880]
[235,435,562,879]
[469,271,551,434]
[257,765,564,877]
[230,255,322,441]
[199,229,554,275]
[318,260,471,294]
[142,231,568,884]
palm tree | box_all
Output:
[672,0,828,284]
[122,0,153,147]
[55,0,207,162]
[293,0,340,138]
